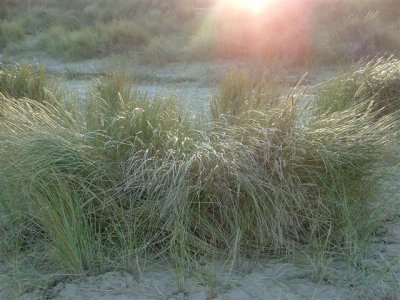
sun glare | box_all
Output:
[229,0,272,13]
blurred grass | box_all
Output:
[0,20,25,48]
[39,20,152,60]
[0,0,398,65]
[0,0,195,63]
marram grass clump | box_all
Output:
[317,56,400,117]
[0,64,62,105]
[211,70,283,124]
[0,62,399,290]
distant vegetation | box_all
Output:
[0,59,399,295]
[0,0,196,64]
[0,0,398,65]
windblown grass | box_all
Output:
[316,56,400,116]
[211,70,284,124]
[0,64,62,105]
[0,60,399,295]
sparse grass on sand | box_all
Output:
[0,58,399,297]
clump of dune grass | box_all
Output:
[0,62,399,296]
[211,70,283,124]
[0,20,25,48]
[0,74,197,273]
[39,26,101,60]
[0,64,62,105]
[317,56,400,117]
[0,102,102,273]
[39,20,152,60]
[87,74,195,160]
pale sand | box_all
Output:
[1,216,397,299]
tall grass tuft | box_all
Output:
[0,64,62,105]
[317,56,400,117]
[211,70,283,124]
[87,74,195,160]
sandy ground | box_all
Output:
[4,52,336,111]
[0,53,399,299]
[36,263,358,299]
[1,217,398,299]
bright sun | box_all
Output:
[229,0,272,13]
